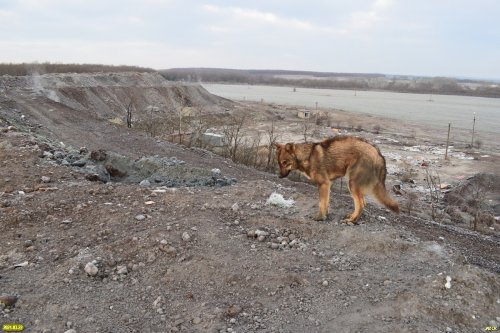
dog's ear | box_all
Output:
[285,143,295,154]
[274,143,283,150]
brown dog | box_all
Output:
[275,136,399,223]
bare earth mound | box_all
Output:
[0,73,498,333]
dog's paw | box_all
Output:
[313,213,327,221]
[341,218,357,226]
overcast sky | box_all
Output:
[1,0,499,79]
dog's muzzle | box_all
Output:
[278,170,290,178]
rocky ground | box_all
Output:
[0,73,499,333]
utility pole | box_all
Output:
[471,112,476,148]
[445,123,451,160]
[179,108,182,144]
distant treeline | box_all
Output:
[161,68,500,98]
[0,62,156,76]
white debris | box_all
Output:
[445,276,452,289]
[255,230,269,237]
[266,192,295,208]
[139,179,151,187]
[182,232,191,242]
[14,261,29,268]
[84,262,99,276]
[211,168,221,175]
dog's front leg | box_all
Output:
[314,182,331,221]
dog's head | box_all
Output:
[275,143,298,178]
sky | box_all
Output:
[0,0,499,79]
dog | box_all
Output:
[275,136,399,224]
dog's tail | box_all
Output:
[373,180,400,213]
[370,150,399,213]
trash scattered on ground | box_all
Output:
[266,192,295,208]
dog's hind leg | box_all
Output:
[314,181,331,221]
[343,180,365,224]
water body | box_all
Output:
[203,84,500,134]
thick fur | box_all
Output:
[275,136,399,223]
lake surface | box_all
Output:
[203,84,500,134]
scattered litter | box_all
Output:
[144,201,155,205]
[445,276,452,289]
[404,146,422,152]
[14,261,29,268]
[266,192,295,208]
[392,184,403,195]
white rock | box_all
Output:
[153,296,162,308]
[445,276,452,289]
[182,232,191,242]
[255,230,269,237]
[266,192,294,208]
[135,214,146,221]
[139,179,151,187]
[41,176,51,183]
[84,262,98,276]
[14,261,29,268]
[116,265,128,275]
[231,202,239,211]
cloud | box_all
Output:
[0,10,15,19]
[202,4,336,33]
[344,0,394,31]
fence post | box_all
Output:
[445,123,451,160]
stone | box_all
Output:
[182,232,191,242]
[135,214,146,221]
[116,265,128,275]
[84,262,98,276]
[140,179,151,187]
[255,230,269,237]
[41,176,51,183]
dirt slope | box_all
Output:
[0,73,498,333]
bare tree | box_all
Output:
[187,106,213,148]
[222,113,248,162]
[126,102,133,128]
[404,192,419,215]
[266,118,281,170]
[466,176,492,231]
[424,167,442,220]
[137,106,164,137]
[302,118,313,143]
